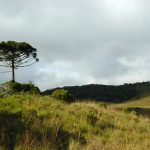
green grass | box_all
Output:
[0,94,150,150]
[115,96,150,108]
[112,96,150,118]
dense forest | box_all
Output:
[43,81,150,102]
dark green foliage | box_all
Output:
[43,81,150,102]
[51,89,74,102]
[0,81,40,95]
[0,93,4,98]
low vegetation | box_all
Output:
[0,81,40,95]
[0,94,150,150]
[51,89,74,102]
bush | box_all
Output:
[0,93,4,98]
[98,102,107,108]
[0,81,41,95]
[51,89,74,102]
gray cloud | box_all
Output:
[1,0,150,90]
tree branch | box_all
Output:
[16,61,37,67]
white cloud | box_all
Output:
[0,0,150,91]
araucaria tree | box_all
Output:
[0,41,39,82]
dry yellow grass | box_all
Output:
[0,94,150,150]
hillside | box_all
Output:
[0,94,150,150]
[43,81,150,102]
[115,96,150,108]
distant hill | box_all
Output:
[42,82,150,102]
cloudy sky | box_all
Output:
[0,0,150,91]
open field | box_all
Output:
[0,94,150,150]
[115,96,150,108]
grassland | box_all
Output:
[0,94,150,150]
[112,96,150,118]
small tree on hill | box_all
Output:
[0,41,39,82]
[51,89,74,102]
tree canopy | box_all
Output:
[0,41,39,82]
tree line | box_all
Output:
[43,82,150,102]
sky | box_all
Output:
[0,0,150,91]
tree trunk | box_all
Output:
[12,59,15,82]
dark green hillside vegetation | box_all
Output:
[0,94,150,150]
[43,81,150,102]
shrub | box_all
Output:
[0,93,4,98]
[98,102,107,108]
[51,89,74,102]
[87,113,98,126]
[0,81,41,95]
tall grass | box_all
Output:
[0,94,150,150]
